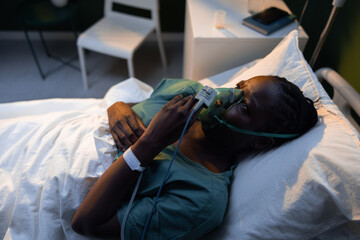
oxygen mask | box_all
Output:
[198,88,244,129]
[197,87,299,139]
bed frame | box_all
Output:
[315,67,360,133]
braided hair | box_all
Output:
[236,76,318,149]
[264,76,318,147]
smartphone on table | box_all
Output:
[252,7,290,25]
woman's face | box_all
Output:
[202,76,281,149]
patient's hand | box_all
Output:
[140,95,199,150]
[107,102,146,151]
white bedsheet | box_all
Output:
[1,37,359,239]
[0,78,153,240]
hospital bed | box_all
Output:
[1,30,359,240]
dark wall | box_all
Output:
[1,0,359,91]
[0,0,185,32]
[284,0,360,92]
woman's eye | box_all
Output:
[237,101,248,112]
[241,103,248,112]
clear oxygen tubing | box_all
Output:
[121,171,143,240]
[120,105,198,240]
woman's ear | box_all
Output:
[251,137,275,150]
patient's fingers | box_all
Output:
[137,119,146,135]
[180,95,196,110]
[182,96,200,126]
[126,112,146,137]
[128,116,146,138]
[164,94,183,107]
[115,122,134,148]
[110,130,123,150]
[122,115,146,147]
[110,117,146,152]
[174,95,192,107]
[107,101,147,152]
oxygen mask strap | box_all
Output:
[214,116,300,139]
[226,91,244,111]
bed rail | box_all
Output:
[315,67,360,133]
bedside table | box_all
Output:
[183,0,309,80]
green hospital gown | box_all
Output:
[116,78,233,240]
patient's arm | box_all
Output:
[72,95,200,238]
[107,101,146,151]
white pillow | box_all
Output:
[204,30,360,239]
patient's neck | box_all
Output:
[173,121,236,173]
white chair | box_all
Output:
[77,0,167,90]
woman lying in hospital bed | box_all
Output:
[71,76,318,239]
[1,30,359,240]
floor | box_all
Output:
[0,35,184,103]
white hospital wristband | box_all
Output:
[123,147,146,172]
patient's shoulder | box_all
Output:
[150,78,203,100]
